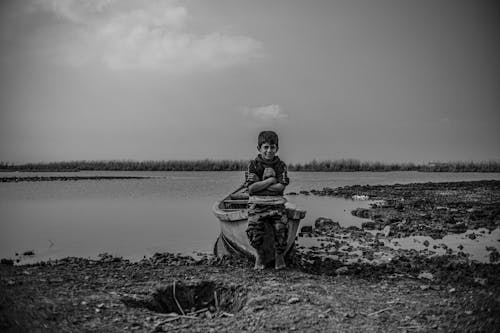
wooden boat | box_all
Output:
[212,186,306,265]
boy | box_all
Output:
[245,131,290,270]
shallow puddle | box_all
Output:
[287,195,376,227]
[297,227,500,264]
[383,228,500,263]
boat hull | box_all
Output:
[213,198,305,265]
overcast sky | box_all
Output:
[1,0,499,164]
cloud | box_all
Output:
[243,104,288,121]
[28,0,264,71]
[34,0,117,23]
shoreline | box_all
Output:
[0,176,152,182]
[1,180,500,332]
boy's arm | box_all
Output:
[245,161,259,186]
[248,177,277,194]
[265,183,285,192]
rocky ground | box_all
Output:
[1,180,500,332]
[296,180,500,239]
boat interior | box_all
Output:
[222,188,250,210]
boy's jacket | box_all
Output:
[246,155,289,196]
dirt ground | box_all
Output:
[1,180,500,332]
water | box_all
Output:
[1,171,499,263]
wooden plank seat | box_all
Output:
[223,199,249,204]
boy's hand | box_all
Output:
[263,167,276,179]
[246,172,259,183]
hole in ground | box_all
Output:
[124,280,247,315]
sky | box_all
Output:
[0,0,499,164]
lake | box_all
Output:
[1,171,500,263]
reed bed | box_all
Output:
[1,159,499,172]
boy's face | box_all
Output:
[258,142,278,161]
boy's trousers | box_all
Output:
[246,203,288,255]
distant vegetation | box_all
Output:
[1,159,499,172]
[288,159,500,172]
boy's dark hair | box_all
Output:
[258,131,279,148]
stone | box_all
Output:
[287,297,300,304]
[314,217,340,231]
[417,272,434,280]
[335,266,349,275]
[486,247,500,263]
[474,278,487,286]
[351,208,371,218]
[1,258,14,265]
[300,226,313,233]
[449,223,467,233]
[361,221,376,230]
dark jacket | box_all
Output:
[246,155,289,196]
